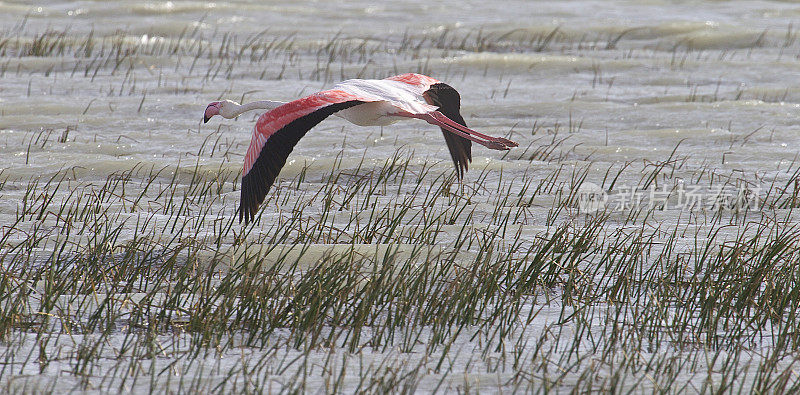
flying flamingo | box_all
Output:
[203,73,518,224]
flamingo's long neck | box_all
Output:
[228,100,286,118]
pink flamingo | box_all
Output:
[203,73,518,224]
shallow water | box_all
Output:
[2,0,800,392]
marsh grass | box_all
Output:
[2,140,800,391]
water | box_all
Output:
[2,0,800,392]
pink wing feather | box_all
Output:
[242,74,441,179]
[385,73,441,92]
[242,89,358,177]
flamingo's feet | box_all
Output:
[483,140,512,150]
[492,136,519,148]
[482,136,518,149]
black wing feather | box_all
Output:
[424,83,472,179]
[239,100,364,224]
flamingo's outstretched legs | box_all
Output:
[429,112,518,147]
[393,111,518,150]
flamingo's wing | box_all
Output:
[240,90,364,224]
[423,83,472,180]
[384,73,441,91]
[385,74,472,179]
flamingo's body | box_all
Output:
[203,73,517,224]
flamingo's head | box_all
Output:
[203,100,238,123]
[203,102,221,123]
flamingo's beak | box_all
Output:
[204,102,221,123]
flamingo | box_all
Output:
[203,73,518,224]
